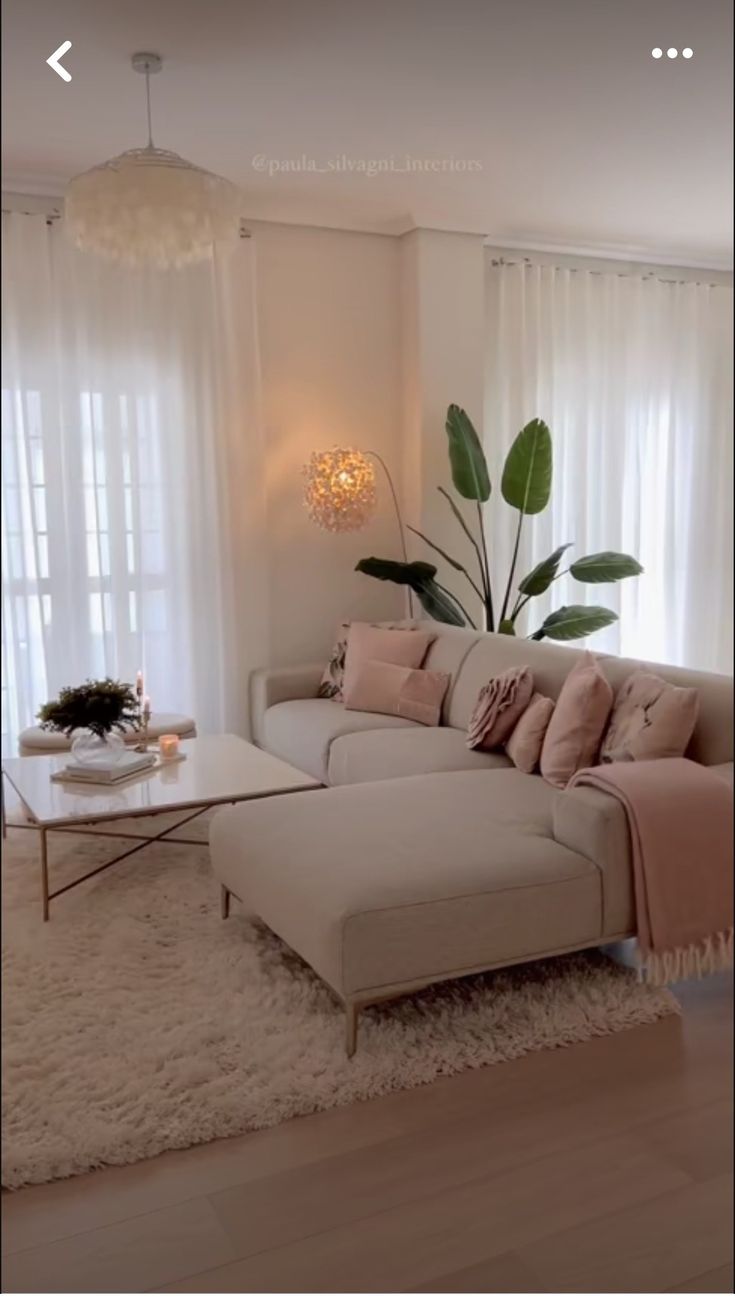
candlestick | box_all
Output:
[135,696,152,752]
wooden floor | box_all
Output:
[2,974,732,1294]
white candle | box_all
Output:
[159,734,179,761]
[143,695,151,719]
[135,670,144,695]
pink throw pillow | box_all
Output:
[600,669,699,763]
[318,620,409,701]
[344,659,450,726]
[540,652,613,788]
[342,623,435,699]
[505,693,555,774]
[467,666,534,751]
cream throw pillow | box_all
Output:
[540,652,613,788]
[600,669,699,762]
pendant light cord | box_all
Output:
[145,69,153,148]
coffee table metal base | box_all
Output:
[3,799,218,921]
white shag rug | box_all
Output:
[2,815,680,1189]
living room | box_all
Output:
[1,0,733,1294]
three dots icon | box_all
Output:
[651,47,693,58]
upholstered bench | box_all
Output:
[210,768,636,1055]
[18,712,197,756]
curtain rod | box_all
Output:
[1,206,251,238]
[488,254,726,290]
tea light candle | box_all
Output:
[159,734,179,761]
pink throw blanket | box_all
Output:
[569,758,733,984]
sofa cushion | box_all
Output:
[260,699,421,782]
[540,653,613,788]
[600,669,699,763]
[344,660,450,726]
[328,726,513,785]
[343,623,435,699]
[443,629,732,767]
[210,770,604,999]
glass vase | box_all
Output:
[70,731,126,769]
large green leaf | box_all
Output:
[501,419,553,515]
[530,604,618,642]
[445,405,491,503]
[517,543,573,596]
[355,557,466,626]
[570,552,643,583]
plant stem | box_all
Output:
[437,486,490,607]
[476,503,494,632]
[499,509,524,626]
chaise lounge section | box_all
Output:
[210,626,733,1053]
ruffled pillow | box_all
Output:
[467,666,534,751]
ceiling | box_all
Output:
[2,0,733,267]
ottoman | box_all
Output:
[210,769,626,1055]
[18,712,197,756]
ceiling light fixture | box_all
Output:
[65,53,241,269]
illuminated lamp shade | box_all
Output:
[302,448,378,533]
[64,53,241,270]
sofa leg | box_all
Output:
[345,1002,359,1057]
[220,886,231,920]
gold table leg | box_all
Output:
[40,827,49,922]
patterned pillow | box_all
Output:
[317,623,350,700]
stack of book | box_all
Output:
[53,750,157,786]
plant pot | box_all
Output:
[70,731,127,769]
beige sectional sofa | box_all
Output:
[210,626,733,1053]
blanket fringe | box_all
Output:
[640,928,734,985]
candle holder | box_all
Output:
[134,699,151,752]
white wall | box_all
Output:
[400,229,487,627]
[252,221,405,666]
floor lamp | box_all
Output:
[302,448,415,617]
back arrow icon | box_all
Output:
[47,40,72,81]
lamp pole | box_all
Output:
[367,450,415,618]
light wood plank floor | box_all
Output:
[2,974,732,1293]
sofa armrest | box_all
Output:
[250,663,325,748]
[553,785,634,937]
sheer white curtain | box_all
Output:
[485,256,733,672]
[2,209,267,751]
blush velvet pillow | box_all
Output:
[467,666,534,751]
[505,693,555,774]
[342,623,435,700]
[344,659,450,726]
[600,669,699,762]
[318,621,418,701]
[540,652,613,788]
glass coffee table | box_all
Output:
[1,734,320,920]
